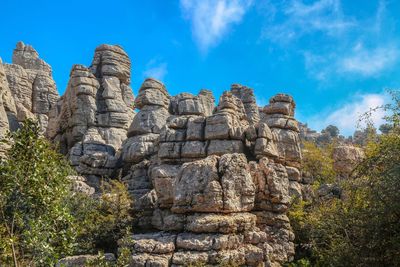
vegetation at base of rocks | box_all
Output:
[301,141,336,186]
[67,180,133,255]
[0,119,133,266]
[289,90,400,266]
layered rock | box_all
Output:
[121,78,170,228]
[332,145,364,179]
[120,85,298,266]
[2,42,59,131]
[231,84,260,125]
[47,45,135,188]
[0,42,304,266]
[0,59,17,136]
[261,94,308,201]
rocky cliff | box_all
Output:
[0,42,304,266]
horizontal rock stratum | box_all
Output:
[0,42,304,266]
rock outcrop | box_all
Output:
[117,85,301,266]
[2,42,58,131]
[47,45,135,189]
[0,58,18,141]
[0,42,305,266]
[333,145,365,179]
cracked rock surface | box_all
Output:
[1,42,304,266]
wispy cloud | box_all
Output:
[303,42,399,80]
[261,0,399,80]
[339,43,399,76]
[263,0,355,43]
[180,0,253,52]
[143,58,168,81]
[306,92,390,136]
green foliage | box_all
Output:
[0,119,134,266]
[284,258,312,267]
[290,90,400,266]
[322,125,339,138]
[69,180,133,254]
[0,119,76,266]
[301,141,336,185]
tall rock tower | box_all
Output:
[47,45,135,188]
[1,42,59,131]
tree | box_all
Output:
[301,141,336,185]
[0,120,134,266]
[69,180,133,255]
[379,123,393,134]
[0,120,76,266]
[289,90,400,266]
[322,125,339,138]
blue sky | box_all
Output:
[1,0,399,136]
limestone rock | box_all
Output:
[172,154,255,213]
[231,84,260,125]
[47,44,135,181]
[333,145,365,178]
[169,90,214,116]
[3,42,59,131]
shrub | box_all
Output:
[0,120,134,266]
[0,119,76,266]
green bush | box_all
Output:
[0,120,134,266]
[301,141,336,186]
[290,90,400,266]
[69,179,133,255]
[0,120,76,266]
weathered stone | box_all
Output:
[185,213,257,234]
[231,84,260,125]
[128,107,169,136]
[186,116,205,141]
[1,43,306,266]
[3,42,59,131]
[172,155,222,212]
[122,133,159,163]
[219,153,255,211]
[181,141,207,158]
[131,232,176,254]
[130,253,171,267]
[333,145,365,178]
[169,91,214,116]
[207,140,244,156]
[68,175,95,195]
[151,164,180,208]
[152,209,185,231]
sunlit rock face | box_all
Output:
[333,145,365,179]
[1,42,305,266]
[46,44,135,188]
[1,42,59,132]
[118,79,302,266]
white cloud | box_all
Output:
[180,0,253,52]
[339,43,399,76]
[307,92,390,136]
[261,0,399,79]
[143,59,168,81]
[263,0,355,43]
[303,43,399,80]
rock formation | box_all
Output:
[47,45,135,189]
[0,58,18,141]
[2,42,58,132]
[1,42,305,266]
[116,82,302,266]
[332,145,365,179]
